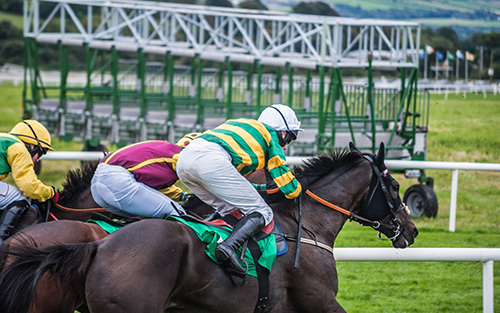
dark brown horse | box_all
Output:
[0,220,107,313]
[0,143,419,313]
[0,190,212,313]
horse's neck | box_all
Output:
[76,188,100,208]
[275,164,371,247]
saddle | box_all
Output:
[90,211,279,313]
[90,210,287,256]
[181,209,288,255]
[89,213,142,232]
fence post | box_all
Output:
[483,260,494,313]
[167,51,174,124]
[196,54,203,127]
[449,169,459,232]
[287,62,293,108]
[225,57,232,120]
[317,65,325,151]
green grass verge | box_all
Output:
[411,18,500,27]
[325,0,500,13]
[1,82,499,311]
[0,11,23,29]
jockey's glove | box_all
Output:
[179,192,191,202]
[51,186,60,203]
[297,177,309,193]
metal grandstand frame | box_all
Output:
[22,0,425,157]
[23,0,420,69]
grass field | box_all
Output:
[1,82,499,312]
[0,11,23,29]
[410,18,500,28]
[324,0,500,13]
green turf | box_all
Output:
[0,11,24,29]
[325,0,500,13]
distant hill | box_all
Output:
[263,0,500,39]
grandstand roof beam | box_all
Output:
[25,0,421,69]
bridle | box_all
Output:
[306,155,409,241]
[357,155,410,241]
[272,153,410,251]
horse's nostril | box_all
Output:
[414,228,419,238]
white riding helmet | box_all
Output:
[257,104,303,132]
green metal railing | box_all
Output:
[24,38,427,157]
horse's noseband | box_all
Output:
[360,155,409,242]
[375,202,409,241]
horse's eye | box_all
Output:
[391,180,399,199]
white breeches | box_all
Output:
[176,139,273,225]
[0,181,30,211]
[91,163,185,219]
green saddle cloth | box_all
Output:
[89,219,122,234]
[166,215,277,278]
[88,216,277,278]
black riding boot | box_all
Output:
[0,201,29,245]
[215,212,266,274]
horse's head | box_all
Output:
[350,142,418,248]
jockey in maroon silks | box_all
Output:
[90,133,200,219]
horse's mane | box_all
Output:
[294,148,364,184]
[58,160,100,205]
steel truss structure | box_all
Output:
[23,0,430,177]
[24,0,420,69]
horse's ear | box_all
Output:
[349,142,359,152]
[376,142,386,167]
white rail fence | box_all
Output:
[289,157,500,233]
[44,152,500,233]
[334,248,500,313]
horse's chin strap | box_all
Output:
[376,204,410,241]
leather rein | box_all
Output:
[43,202,108,222]
[52,202,107,213]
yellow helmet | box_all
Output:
[10,120,54,152]
[176,132,202,148]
